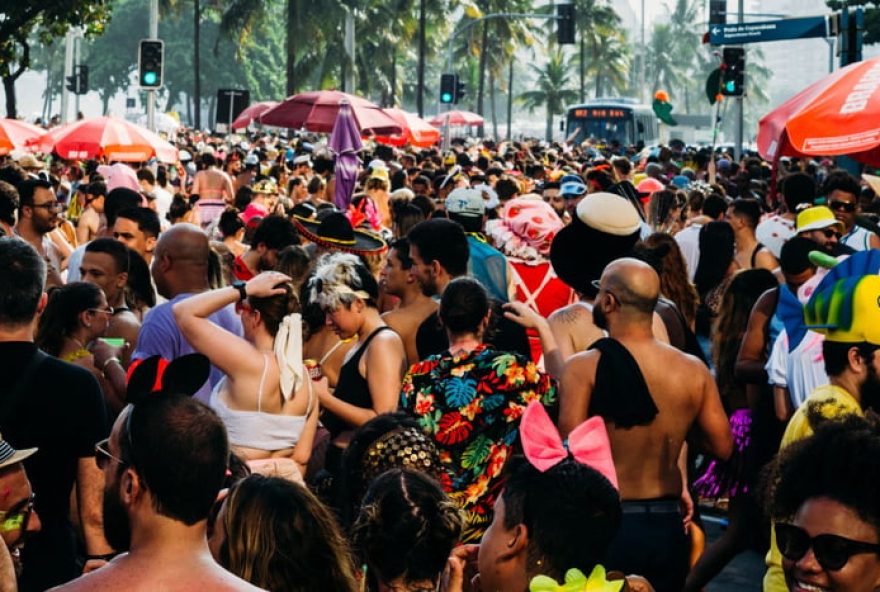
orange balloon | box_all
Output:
[654,90,670,102]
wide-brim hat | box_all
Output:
[0,435,37,471]
[797,206,845,234]
[550,192,641,295]
[294,212,387,256]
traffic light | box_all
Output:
[138,39,164,89]
[721,47,745,96]
[440,73,457,104]
[557,4,575,44]
[65,65,88,95]
[455,78,466,104]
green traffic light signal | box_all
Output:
[725,81,735,92]
[441,92,452,103]
[143,72,158,85]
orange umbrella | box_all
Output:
[232,100,278,130]
[0,119,45,155]
[375,109,441,147]
[31,116,178,163]
[758,56,880,165]
[427,110,484,127]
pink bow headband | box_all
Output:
[520,402,618,490]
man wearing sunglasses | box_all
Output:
[795,206,855,257]
[822,170,880,252]
[0,435,40,582]
[764,273,880,591]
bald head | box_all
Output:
[601,258,660,316]
[155,223,210,267]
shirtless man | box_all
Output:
[76,181,106,244]
[380,238,438,365]
[727,198,778,272]
[190,154,235,228]
[560,258,732,592]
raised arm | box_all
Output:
[558,351,598,438]
[173,271,290,377]
[503,301,564,379]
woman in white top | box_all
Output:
[174,271,318,476]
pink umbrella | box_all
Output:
[259,90,402,134]
[375,109,441,148]
[232,101,278,130]
[428,110,484,127]
[0,119,45,155]
[31,116,178,163]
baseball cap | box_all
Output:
[560,181,588,198]
[445,187,485,217]
[244,153,259,166]
[797,206,844,234]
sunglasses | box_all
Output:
[94,438,126,471]
[0,492,35,546]
[820,228,841,239]
[776,522,880,571]
[829,200,856,213]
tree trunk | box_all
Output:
[286,0,297,95]
[506,57,514,140]
[579,35,585,103]
[490,71,498,139]
[545,107,552,142]
[208,92,216,130]
[194,0,202,129]
[416,0,426,117]
[186,92,193,126]
[389,50,397,107]
[595,74,602,98]
[101,93,110,116]
[476,20,488,136]
[42,69,52,121]
[3,77,17,118]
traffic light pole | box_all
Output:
[735,0,744,163]
[61,29,75,124]
[442,10,565,148]
[147,0,159,132]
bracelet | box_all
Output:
[103,357,121,371]
[85,552,117,562]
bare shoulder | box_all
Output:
[549,301,591,325]
[656,340,710,378]
[565,349,601,373]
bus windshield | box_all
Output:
[567,115,633,145]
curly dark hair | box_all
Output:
[352,469,462,591]
[763,414,880,531]
[501,455,621,583]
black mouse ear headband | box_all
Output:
[126,354,211,404]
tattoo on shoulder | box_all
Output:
[552,305,587,325]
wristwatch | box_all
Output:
[232,280,248,301]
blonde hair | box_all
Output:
[308,252,379,310]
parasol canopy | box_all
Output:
[259,90,401,135]
[232,101,279,130]
[375,109,441,147]
[0,119,45,155]
[427,110,484,127]
[30,116,178,163]
[758,56,880,166]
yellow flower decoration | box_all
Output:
[529,566,624,592]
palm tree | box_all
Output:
[573,0,622,102]
[519,49,579,141]
[644,23,685,94]
[584,26,630,98]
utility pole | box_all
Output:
[147,0,159,131]
[417,0,426,117]
[735,0,744,162]
[61,29,75,124]
[74,32,82,119]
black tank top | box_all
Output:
[322,326,392,438]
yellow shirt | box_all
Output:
[763,383,864,592]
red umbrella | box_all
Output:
[259,90,402,134]
[30,116,178,163]
[232,100,278,130]
[0,119,45,155]
[427,110,484,127]
[375,109,441,148]
[758,56,880,165]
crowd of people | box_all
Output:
[1,130,880,592]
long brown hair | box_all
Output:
[642,233,699,328]
[220,475,358,592]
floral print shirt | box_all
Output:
[400,344,557,542]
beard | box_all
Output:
[592,303,608,331]
[860,363,880,412]
[102,482,132,552]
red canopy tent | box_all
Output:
[374,109,440,147]
[758,55,880,166]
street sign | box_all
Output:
[709,15,831,46]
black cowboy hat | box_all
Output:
[293,212,387,256]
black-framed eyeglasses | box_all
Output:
[829,200,856,213]
[95,438,126,471]
[776,522,880,571]
[0,492,35,546]
[88,306,115,316]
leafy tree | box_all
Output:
[0,1,113,117]
[518,48,579,140]
[572,0,624,102]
